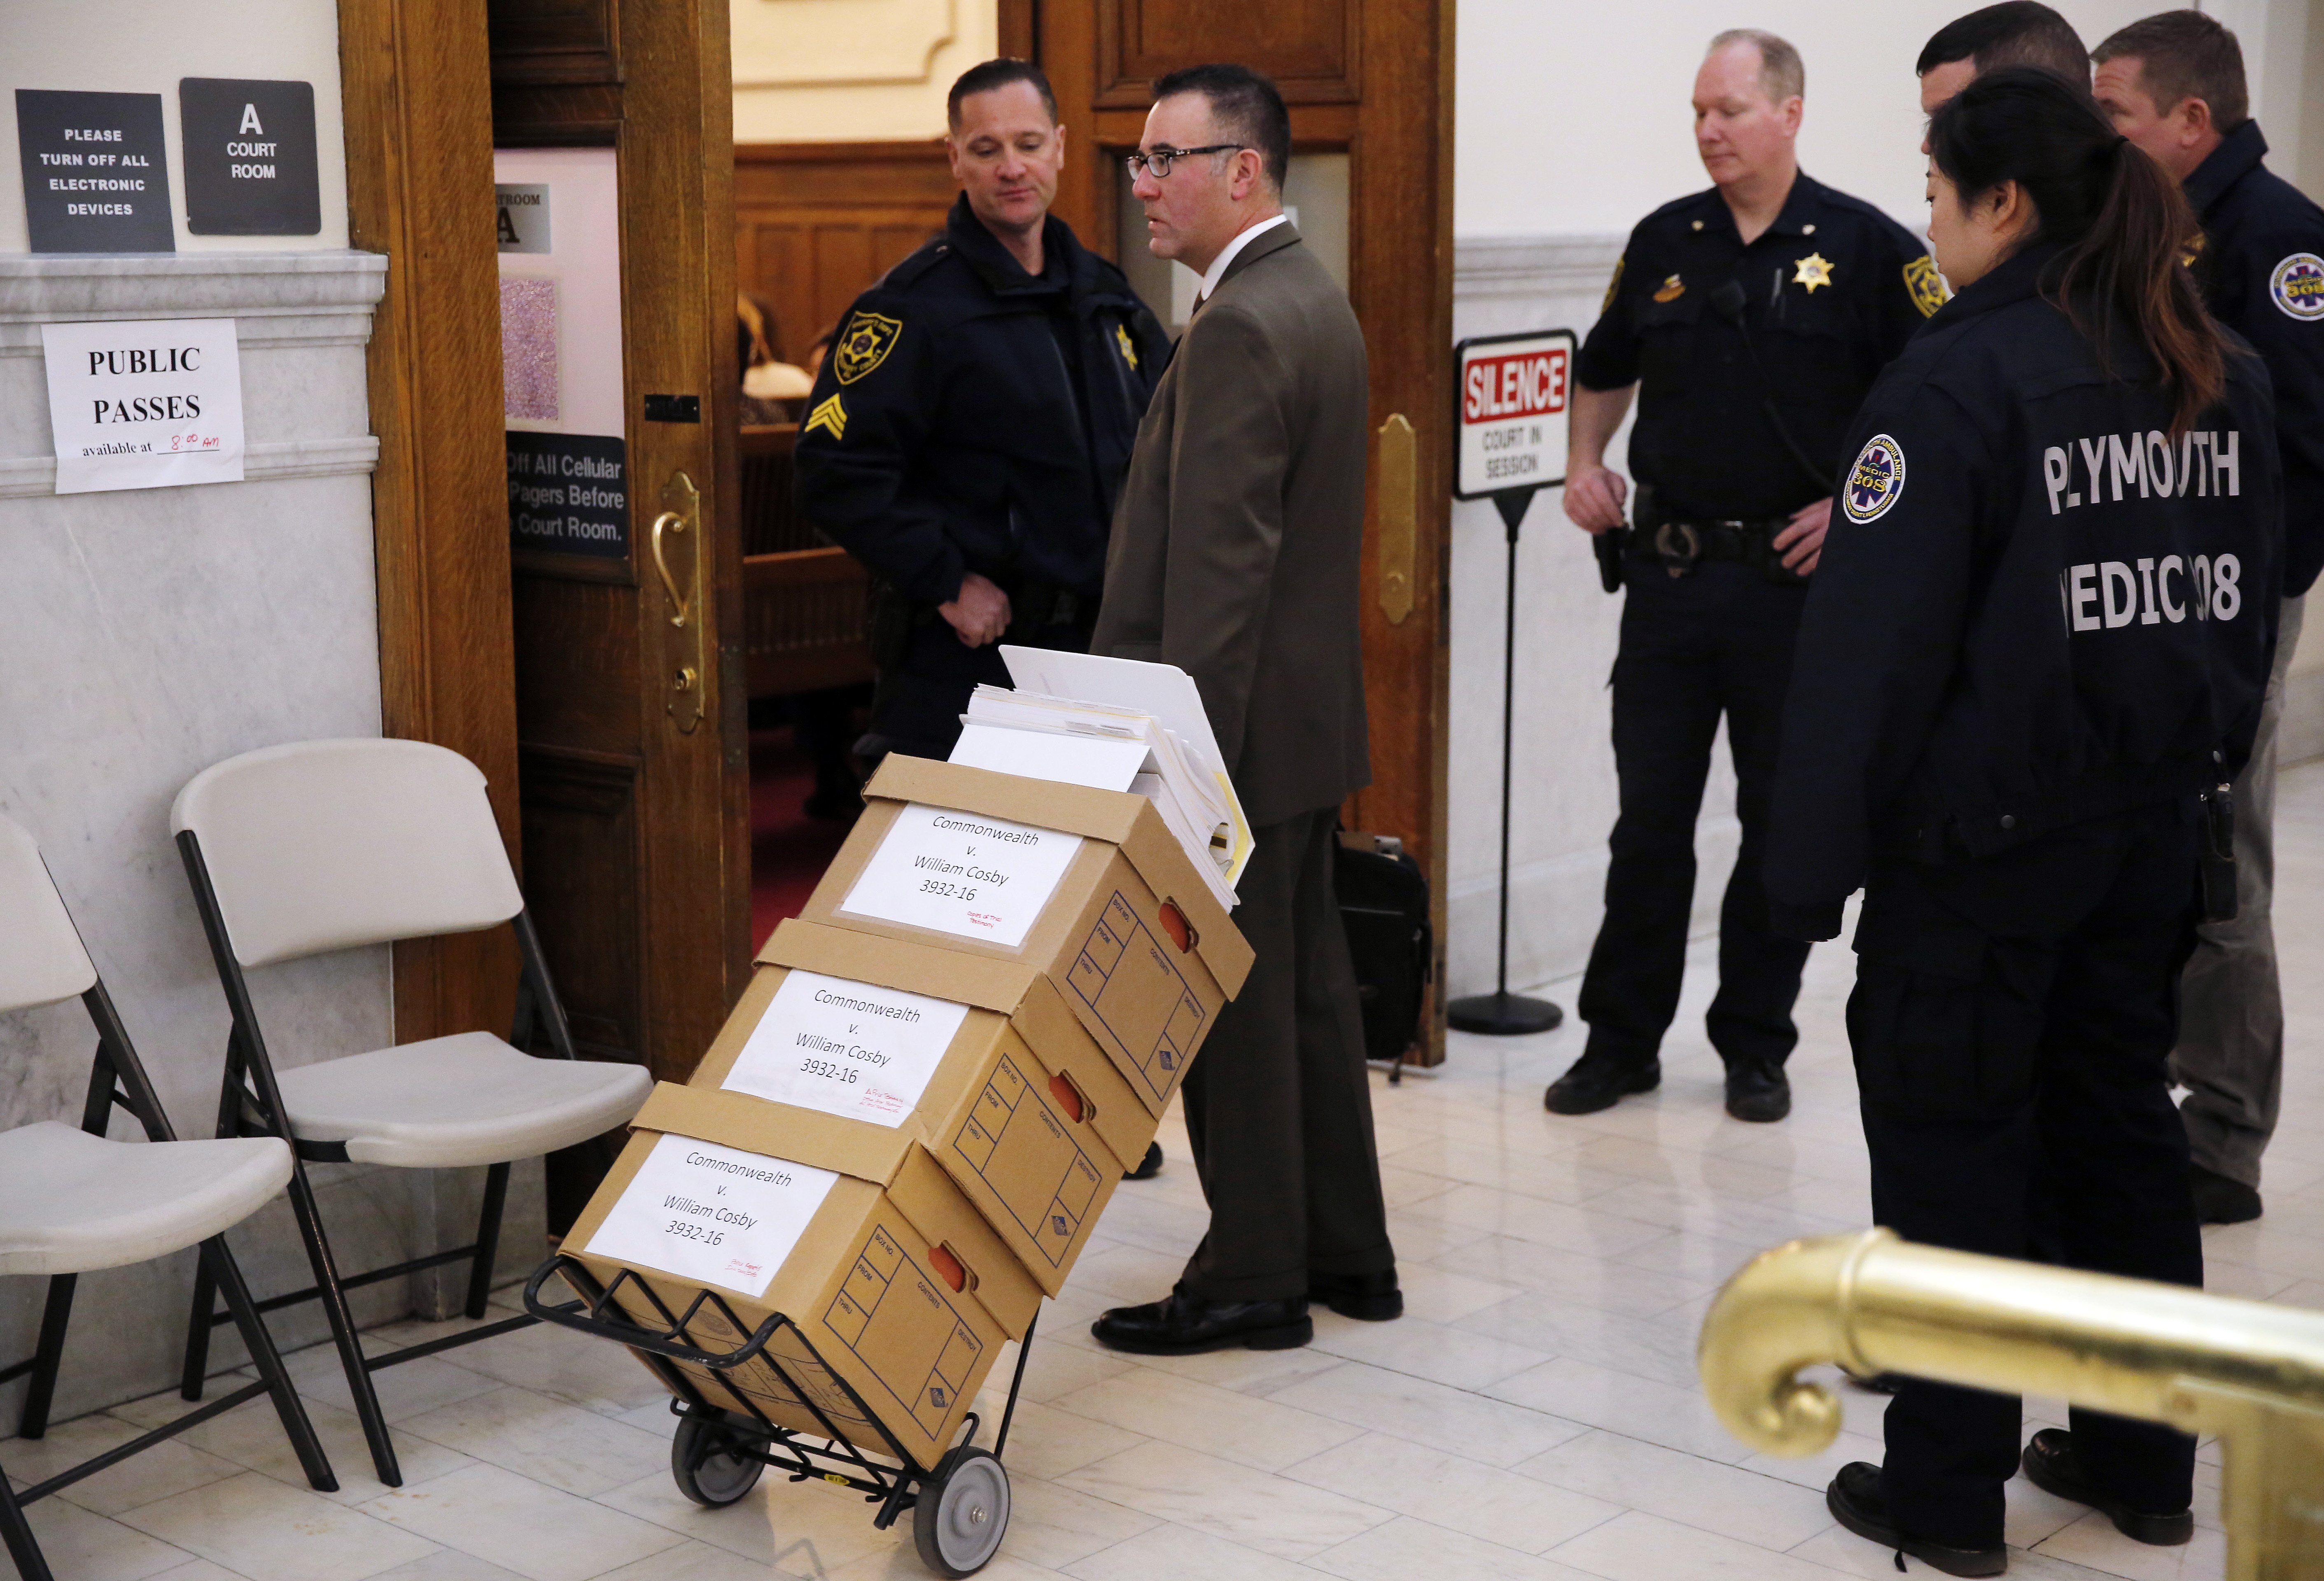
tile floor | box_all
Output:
[12,760,2324,1581]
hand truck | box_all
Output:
[523,1254,1034,1577]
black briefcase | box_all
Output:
[1335,830,1434,1073]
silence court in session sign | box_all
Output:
[1454,329,1577,501]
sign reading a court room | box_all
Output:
[40,319,245,494]
[14,90,174,253]
[179,79,320,236]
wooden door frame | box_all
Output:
[341,0,524,1047]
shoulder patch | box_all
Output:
[2269,252,2324,321]
[1602,256,1625,316]
[1843,434,1907,524]
[1903,255,1947,317]
[833,311,903,384]
[803,392,847,440]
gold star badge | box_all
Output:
[1793,252,1835,293]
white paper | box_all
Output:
[585,1133,838,1299]
[839,802,1083,949]
[42,319,245,494]
[724,969,971,1125]
[948,722,1149,792]
[998,647,1228,781]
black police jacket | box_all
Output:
[1766,244,2283,942]
[1577,171,1941,520]
[793,196,1171,604]
[2185,119,2324,597]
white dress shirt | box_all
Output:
[1196,212,1290,303]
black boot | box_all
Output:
[2021,1429,2193,1546]
[1544,1049,1660,1115]
[1309,1269,1401,1321]
[1724,1057,1791,1122]
[2189,1161,2261,1224]
[1826,1463,2006,1576]
[1090,1286,1312,1355]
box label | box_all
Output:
[1066,892,1207,1101]
[838,802,1082,949]
[585,1134,836,1299]
[724,968,970,1125]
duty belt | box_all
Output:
[1630,515,1799,580]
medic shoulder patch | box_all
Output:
[2269,253,2324,321]
[804,392,847,441]
[1903,254,1947,317]
[1843,433,1907,524]
[1602,256,1625,315]
[833,311,903,383]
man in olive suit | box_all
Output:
[1087,63,1398,1355]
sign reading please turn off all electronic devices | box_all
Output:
[40,319,246,494]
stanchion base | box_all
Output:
[1446,992,1563,1035]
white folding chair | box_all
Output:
[170,739,651,1487]
[0,813,335,1581]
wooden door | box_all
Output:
[1031,0,1455,1058]
[489,0,749,1222]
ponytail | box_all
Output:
[1930,68,2226,437]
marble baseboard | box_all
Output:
[1454,232,1626,303]
[0,251,387,356]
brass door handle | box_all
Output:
[650,510,693,628]
[658,471,707,733]
[1377,413,1417,625]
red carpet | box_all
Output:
[750,725,854,950]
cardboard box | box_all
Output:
[679,918,1153,1294]
[565,1118,1040,1469]
[797,756,1254,1117]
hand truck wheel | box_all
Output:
[911,1444,1009,1576]
[671,1414,763,1508]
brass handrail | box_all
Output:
[1699,1229,2324,1579]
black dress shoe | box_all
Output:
[1544,1052,1659,1115]
[1826,1462,2007,1576]
[2190,1161,2261,1224]
[1090,1287,1312,1355]
[1724,1059,1792,1123]
[2021,1429,2193,1546]
[1123,1141,1164,1181]
[1310,1269,1402,1321]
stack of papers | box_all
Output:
[943,650,1253,911]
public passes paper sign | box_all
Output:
[585,1133,837,1299]
[838,803,1082,949]
[723,968,971,1125]
[41,319,245,494]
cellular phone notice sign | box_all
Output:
[1454,329,1575,499]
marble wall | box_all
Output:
[0,254,543,1425]
[1443,236,1739,1002]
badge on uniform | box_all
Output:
[1792,252,1834,294]
[833,311,903,384]
[1653,273,1685,303]
[1903,254,1948,318]
[804,392,847,440]
[1843,433,1906,524]
[2270,253,2324,321]
[1115,322,1140,370]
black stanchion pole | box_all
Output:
[1447,488,1563,1035]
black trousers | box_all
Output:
[1851,800,2206,1548]
[868,610,1094,761]
[1578,560,1811,1068]
[1180,808,1395,1302]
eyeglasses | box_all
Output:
[1124,145,1244,180]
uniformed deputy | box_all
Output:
[793,59,1170,763]
[1549,28,1942,1124]
[2092,11,2324,1227]
[1767,70,2281,1574]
